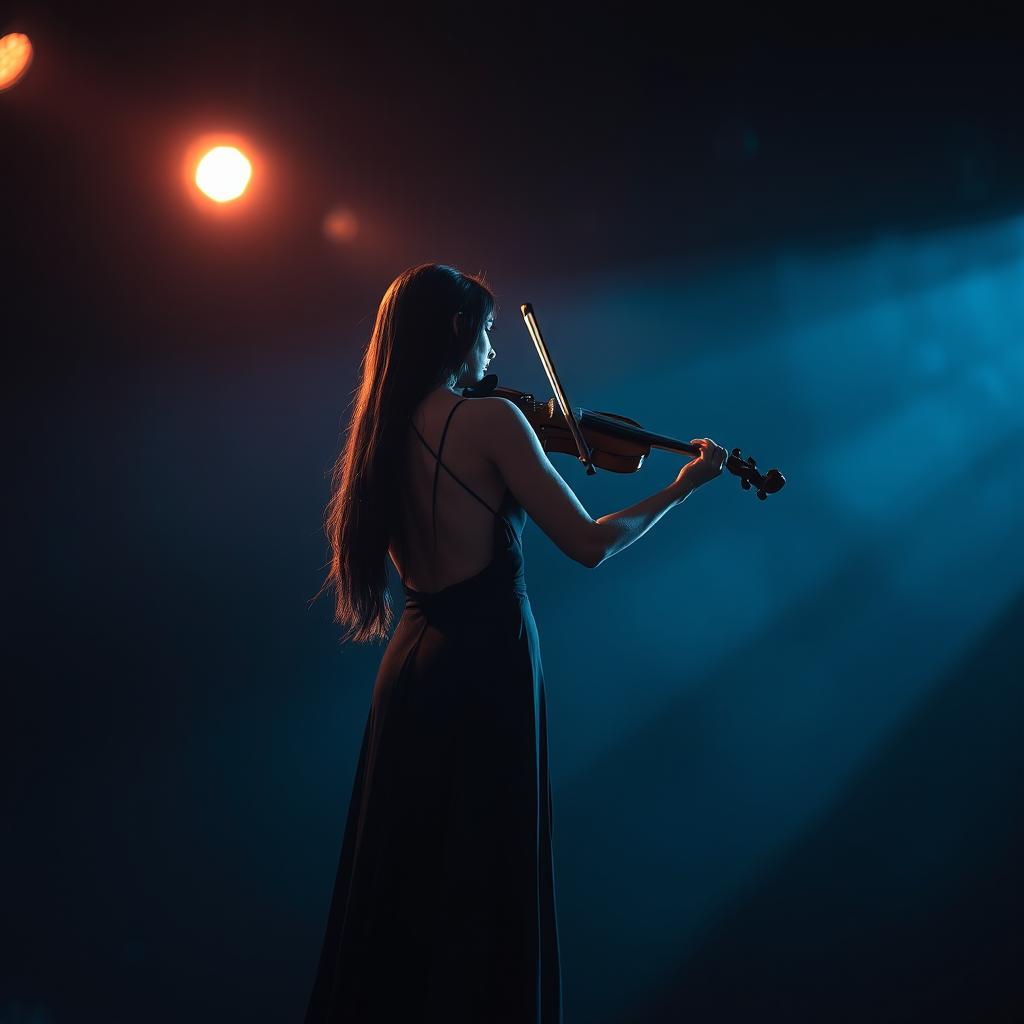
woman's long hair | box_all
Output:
[318,264,496,643]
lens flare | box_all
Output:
[323,206,359,243]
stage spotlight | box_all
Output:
[323,206,359,243]
[194,145,252,203]
[0,32,33,92]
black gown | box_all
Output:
[304,398,563,1023]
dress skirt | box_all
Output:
[304,532,563,1023]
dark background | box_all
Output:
[4,6,1023,1023]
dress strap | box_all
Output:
[408,399,500,550]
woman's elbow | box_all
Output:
[577,532,606,569]
[555,522,606,568]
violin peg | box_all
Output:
[747,455,757,468]
[732,447,742,458]
[741,478,751,490]
[757,488,768,500]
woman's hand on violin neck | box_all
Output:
[676,437,727,490]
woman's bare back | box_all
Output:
[390,391,508,593]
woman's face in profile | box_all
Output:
[457,313,496,385]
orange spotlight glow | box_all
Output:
[323,206,359,243]
[0,32,33,92]
[194,145,252,202]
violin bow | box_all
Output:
[519,302,597,475]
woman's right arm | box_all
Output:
[481,397,726,568]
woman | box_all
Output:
[305,263,726,1023]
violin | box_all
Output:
[461,303,786,502]
[463,378,785,499]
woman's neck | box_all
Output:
[425,382,461,402]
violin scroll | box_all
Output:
[728,447,786,501]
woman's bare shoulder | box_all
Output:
[465,395,599,565]
[462,394,528,428]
